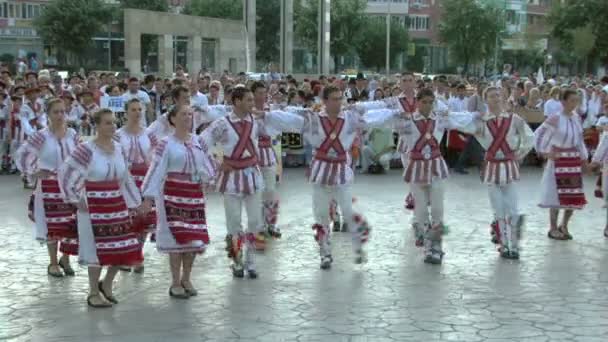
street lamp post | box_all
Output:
[385,0,391,76]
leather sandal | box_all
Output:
[47,264,64,278]
[547,230,568,240]
[98,281,118,304]
[87,294,112,308]
[58,258,75,276]
[169,286,190,299]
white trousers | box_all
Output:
[487,183,520,250]
[224,192,263,235]
[312,184,358,255]
[261,166,279,226]
[360,146,391,173]
[410,180,444,226]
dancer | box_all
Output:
[141,104,215,297]
[251,81,282,245]
[591,126,608,238]
[457,87,534,259]
[59,108,143,308]
[393,88,478,264]
[534,89,588,240]
[201,86,292,278]
[277,85,401,269]
[115,99,158,273]
[16,98,80,277]
[20,87,47,188]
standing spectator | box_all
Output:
[122,77,151,127]
[543,86,563,118]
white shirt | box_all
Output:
[543,98,563,118]
[123,90,151,126]
[448,96,468,113]
[191,91,209,111]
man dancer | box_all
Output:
[201,86,296,278]
[457,87,533,259]
[394,88,477,264]
[277,85,401,269]
[251,81,282,243]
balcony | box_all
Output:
[366,0,409,15]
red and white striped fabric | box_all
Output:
[217,117,262,195]
[403,119,449,184]
[40,176,78,254]
[163,173,209,245]
[553,147,587,209]
[481,115,520,185]
[309,116,350,186]
[130,163,156,233]
[85,180,143,266]
[257,135,277,167]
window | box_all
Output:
[0,2,5,18]
[33,4,39,17]
[21,3,25,18]
[27,4,32,18]
[408,15,430,31]
[8,3,13,18]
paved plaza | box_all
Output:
[1,168,608,342]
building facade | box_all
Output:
[0,0,48,63]
[365,0,447,73]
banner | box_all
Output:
[102,96,125,113]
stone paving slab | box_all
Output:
[0,168,607,342]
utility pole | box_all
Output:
[385,1,391,76]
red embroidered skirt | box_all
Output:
[163,173,209,245]
[42,178,78,254]
[86,180,143,266]
[130,163,156,233]
[554,148,587,208]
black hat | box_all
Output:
[356,72,366,81]
[348,77,356,85]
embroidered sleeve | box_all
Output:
[264,110,305,134]
[442,111,479,134]
[141,138,169,199]
[200,117,228,148]
[15,131,46,175]
[575,119,589,161]
[196,136,217,185]
[119,145,142,208]
[593,135,608,163]
[360,108,401,130]
[206,105,230,121]
[393,116,413,136]
[20,108,36,137]
[534,115,558,154]
[354,97,398,112]
[58,143,92,204]
[147,131,159,149]
[514,115,535,160]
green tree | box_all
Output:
[294,0,368,72]
[357,18,409,72]
[438,0,502,74]
[549,0,608,66]
[119,0,168,12]
[34,0,112,66]
[183,0,242,19]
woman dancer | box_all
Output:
[16,98,80,277]
[535,89,588,240]
[115,99,158,273]
[59,108,144,308]
[141,105,215,298]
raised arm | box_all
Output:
[358,108,402,130]
[262,109,306,133]
[439,111,480,133]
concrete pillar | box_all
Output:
[318,0,331,75]
[280,0,293,74]
[124,29,141,76]
[188,35,202,77]
[158,34,174,77]
[243,0,256,72]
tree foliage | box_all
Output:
[438,0,502,74]
[119,0,168,12]
[182,0,242,19]
[294,0,368,69]
[548,0,608,60]
[33,0,112,64]
[357,18,408,72]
